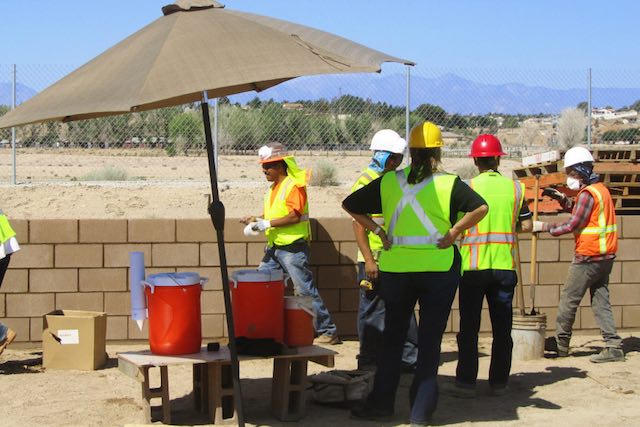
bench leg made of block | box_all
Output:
[271,358,309,421]
[193,362,238,425]
[140,365,171,425]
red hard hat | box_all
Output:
[469,134,506,157]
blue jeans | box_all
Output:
[357,262,418,368]
[0,254,10,341]
[556,259,621,349]
[258,243,337,337]
[456,269,517,388]
[366,250,460,424]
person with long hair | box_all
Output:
[0,209,20,355]
[343,122,488,425]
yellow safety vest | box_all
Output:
[460,172,524,271]
[0,210,17,245]
[263,176,310,247]
[350,167,384,262]
[379,168,457,272]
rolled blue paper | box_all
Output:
[129,251,147,321]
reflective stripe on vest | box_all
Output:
[461,173,523,271]
[263,176,310,247]
[575,183,617,256]
[379,169,456,272]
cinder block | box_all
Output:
[247,243,266,265]
[332,311,357,337]
[616,239,640,261]
[622,305,640,328]
[520,239,559,263]
[106,316,129,340]
[224,218,264,243]
[609,261,621,284]
[315,218,354,242]
[318,289,340,313]
[176,218,216,242]
[621,261,640,284]
[55,292,104,312]
[104,292,130,315]
[9,245,54,268]
[580,305,622,329]
[535,307,562,331]
[30,219,78,243]
[201,291,225,314]
[610,284,640,305]
[1,318,29,342]
[621,217,640,238]
[202,314,225,338]
[317,266,357,289]
[55,244,103,268]
[128,219,175,242]
[11,219,28,243]
[198,267,223,291]
[200,243,246,267]
[523,284,559,307]
[30,269,78,292]
[1,269,28,292]
[519,263,534,286]
[79,268,127,292]
[559,240,575,261]
[152,243,199,267]
[30,316,44,342]
[339,242,358,265]
[104,244,151,267]
[339,288,359,312]
[538,262,570,285]
[310,241,340,265]
[80,219,127,243]
[128,318,149,340]
[0,294,4,316]
[7,293,55,317]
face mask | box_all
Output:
[566,176,581,191]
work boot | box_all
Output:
[0,328,16,356]
[589,347,625,363]
[313,334,342,345]
[545,336,568,357]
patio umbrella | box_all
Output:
[0,1,412,424]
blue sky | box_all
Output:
[2,0,638,70]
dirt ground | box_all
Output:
[1,333,639,427]
[0,152,520,219]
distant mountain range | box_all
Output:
[3,73,640,115]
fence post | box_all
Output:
[404,64,411,165]
[11,64,17,185]
[587,67,592,147]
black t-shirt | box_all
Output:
[342,174,487,225]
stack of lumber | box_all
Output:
[512,145,640,215]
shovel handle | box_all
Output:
[529,175,540,312]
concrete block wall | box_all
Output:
[2,217,640,344]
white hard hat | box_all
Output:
[563,146,594,168]
[369,129,407,154]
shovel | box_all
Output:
[529,174,540,315]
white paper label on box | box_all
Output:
[57,329,80,345]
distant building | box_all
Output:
[282,103,304,110]
[592,108,638,121]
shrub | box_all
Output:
[80,166,129,181]
[310,160,340,187]
[455,163,478,180]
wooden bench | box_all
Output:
[118,345,337,424]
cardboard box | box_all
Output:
[42,310,107,370]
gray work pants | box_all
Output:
[556,259,622,349]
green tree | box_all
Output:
[577,101,588,112]
[414,103,447,125]
[168,111,203,155]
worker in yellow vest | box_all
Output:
[534,146,623,363]
[350,129,418,371]
[241,142,340,345]
[448,134,532,399]
[0,209,20,355]
[343,122,488,424]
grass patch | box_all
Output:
[310,160,340,187]
[80,166,129,181]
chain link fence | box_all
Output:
[1,63,639,182]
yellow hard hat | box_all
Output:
[409,121,443,148]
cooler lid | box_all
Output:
[146,272,201,287]
[232,269,284,283]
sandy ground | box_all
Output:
[1,334,639,426]
[0,151,520,219]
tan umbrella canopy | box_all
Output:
[0,3,412,424]
[0,0,411,128]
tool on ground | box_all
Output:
[529,174,540,315]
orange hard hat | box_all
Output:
[469,134,506,157]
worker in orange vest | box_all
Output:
[534,146,623,363]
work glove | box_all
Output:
[542,187,566,201]
[532,220,545,233]
[252,219,271,232]
[243,222,260,236]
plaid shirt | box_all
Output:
[543,189,616,263]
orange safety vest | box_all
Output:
[574,182,618,256]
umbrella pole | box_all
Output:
[201,100,245,427]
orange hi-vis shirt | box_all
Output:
[268,180,308,217]
[574,182,618,257]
